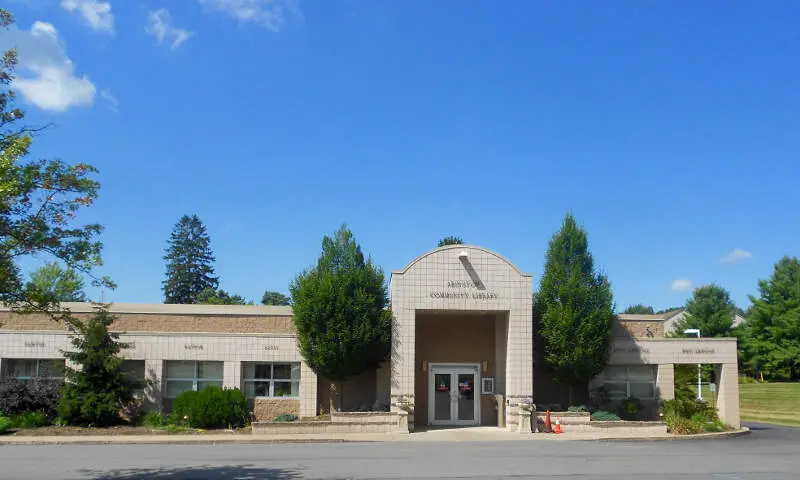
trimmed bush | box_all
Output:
[9,411,51,429]
[171,386,248,429]
[0,416,11,435]
[0,379,62,417]
[567,405,588,412]
[591,410,621,421]
[273,413,298,422]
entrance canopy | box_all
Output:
[389,245,533,428]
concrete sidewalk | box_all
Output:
[0,427,749,445]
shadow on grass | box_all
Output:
[81,464,310,479]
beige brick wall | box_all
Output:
[252,398,300,422]
[0,311,294,334]
[613,320,664,339]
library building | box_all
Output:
[0,244,741,431]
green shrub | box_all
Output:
[0,378,63,417]
[567,405,588,412]
[591,410,621,421]
[738,376,757,384]
[273,413,298,422]
[9,411,51,429]
[141,411,169,428]
[618,397,644,420]
[171,386,248,429]
[665,412,704,435]
[0,416,11,435]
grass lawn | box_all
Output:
[739,383,800,427]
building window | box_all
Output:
[164,361,223,398]
[2,359,65,383]
[121,360,146,399]
[242,362,300,398]
[603,365,657,400]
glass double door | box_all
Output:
[429,365,479,426]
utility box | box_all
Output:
[494,394,505,427]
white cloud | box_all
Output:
[721,248,753,264]
[198,0,301,30]
[146,9,193,50]
[60,0,114,34]
[671,279,693,291]
[0,21,96,112]
[100,89,118,112]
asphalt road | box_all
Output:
[0,423,797,480]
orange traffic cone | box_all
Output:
[554,418,562,434]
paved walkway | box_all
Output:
[0,426,747,444]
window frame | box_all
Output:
[242,362,300,399]
[3,358,65,383]
[163,360,224,399]
[603,365,657,400]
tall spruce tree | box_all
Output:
[290,225,392,408]
[538,213,615,402]
[162,215,219,304]
[58,304,136,426]
[671,284,736,338]
[741,256,800,381]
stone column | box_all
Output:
[656,364,675,401]
[223,361,240,390]
[144,359,163,411]
[715,363,740,429]
[389,308,415,416]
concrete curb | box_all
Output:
[0,428,750,446]
[600,427,751,442]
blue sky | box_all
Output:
[4,0,799,311]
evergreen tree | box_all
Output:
[262,290,291,306]
[162,215,219,304]
[622,304,654,314]
[672,284,735,338]
[197,287,251,305]
[290,225,391,407]
[741,256,800,381]
[438,236,463,247]
[58,304,136,426]
[538,213,615,401]
[25,262,87,303]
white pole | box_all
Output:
[696,330,703,401]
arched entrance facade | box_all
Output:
[389,245,533,429]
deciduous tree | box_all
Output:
[262,290,291,306]
[622,304,654,315]
[290,225,391,409]
[672,285,735,338]
[162,215,219,304]
[197,287,251,305]
[0,9,111,317]
[25,262,87,303]
[538,213,615,403]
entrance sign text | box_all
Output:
[430,279,498,300]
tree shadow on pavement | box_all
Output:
[79,464,313,479]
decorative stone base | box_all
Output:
[252,411,410,435]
